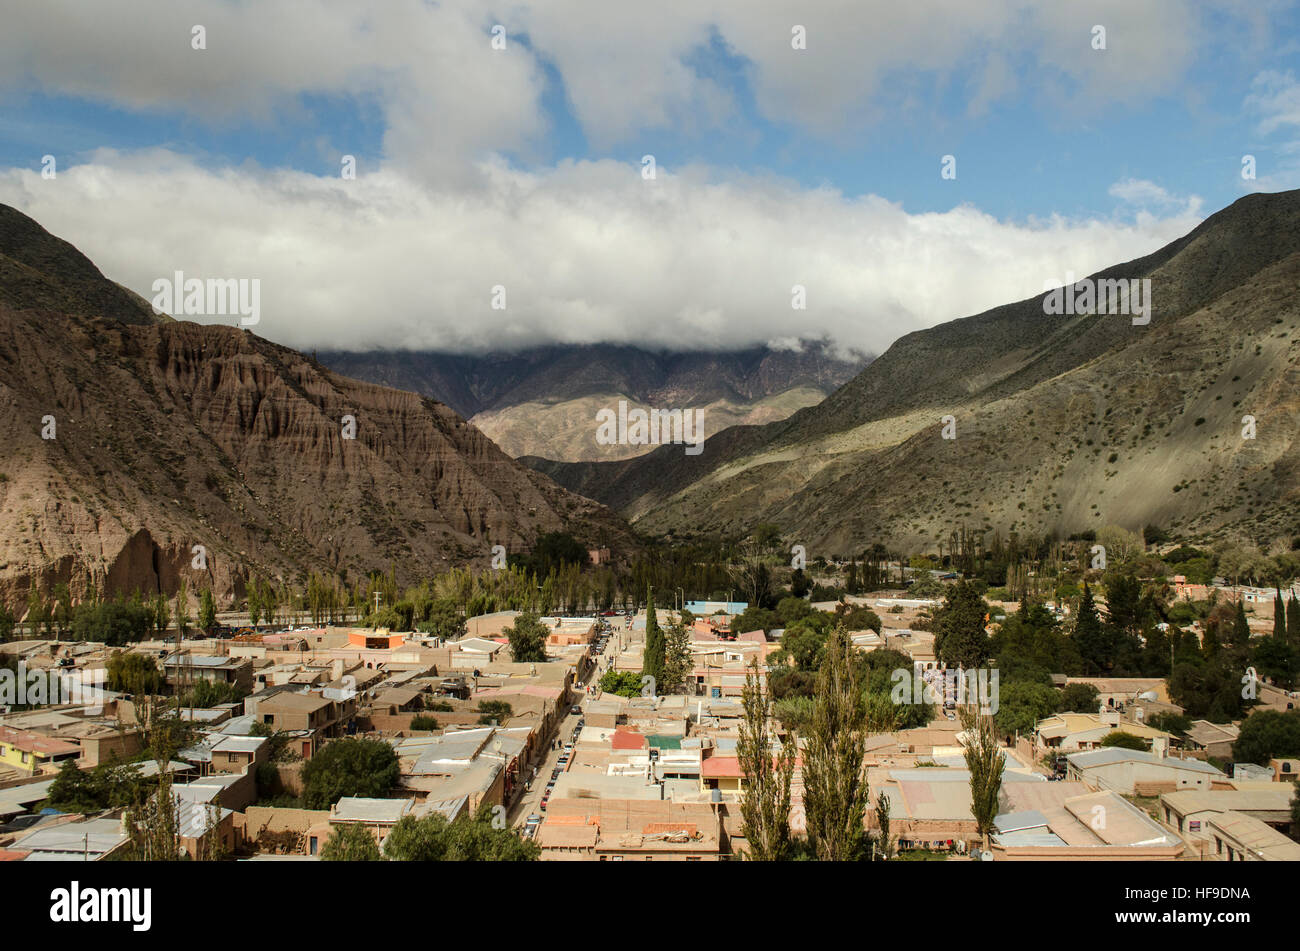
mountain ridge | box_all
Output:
[527,189,1300,552]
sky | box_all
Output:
[0,0,1297,357]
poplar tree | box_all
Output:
[738,658,795,860]
[963,707,1006,852]
[660,616,693,694]
[802,628,869,860]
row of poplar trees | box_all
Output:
[737,627,1005,860]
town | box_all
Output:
[2,527,1298,864]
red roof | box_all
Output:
[0,726,80,757]
[700,755,744,779]
[610,730,648,750]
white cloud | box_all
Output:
[0,150,1204,356]
[0,0,1276,170]
[1108,178,1203,216]
[1243,70,1300,192]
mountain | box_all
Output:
[528,189,1300,553]
[0,206,635,609]
[318,342,867,461]
[0,205,159,325]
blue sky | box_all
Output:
[0,1,1296,354]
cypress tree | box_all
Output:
[642,586,664,690]
[1288,597,1300,647]
[1074,582,1107,674]
[1233,600,1251,649]
[1274,587,1287,640]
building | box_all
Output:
[1065,747,1224,795]
[1183,721,1240,760]
[1033,711,1174,753]
[6,816,129,861]
[991,786,1184,860]
[1205,811,1300,861]
[535,799,723,860]
[0,726,80,775]
[251,690,356,750]
[1270,757,1300,782]
[1158,787,1294,849]
[330,797,414,848]
[163,654,254,693]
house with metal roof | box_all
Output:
[1066,747,1224,795]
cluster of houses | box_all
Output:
[0,615,602,860]
[4,585,1300,862]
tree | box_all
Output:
[70,601,153,646]
[198,588,217,634]
[642,587,664,690]
[802,629,869,861]
[107,651,162,693]
[1274,589,1287,641]
[0,603,13,641]
[932,581,991,668]
[994,680,1059,736]
[598,671,644,698]
[504,612,548,663]
[46,759,146,814]
[1073,582,1109,674]
[660,616,693,694]
[737,658,796,861]
[962,708,1005,851]
[752,523,782,553]
[477,700,513,724]
[1232,710,1300,765]
[52,584,72,638]
[384,806,540,861]
[321,823,383,861]
[152,592,171,636]
[1058,683,1100,714]
[1290,783,1300,842]
[1231,600,1251,650]
[873,792,893,860]
[1289,597,1300,649]
[729,540,774,610]
[1100,731,1149,751]
[301,738,400,809]
[174,579,191,638]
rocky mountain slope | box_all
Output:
[530,190,1300,553]
[320,342,866,461]
[0,206,635,609]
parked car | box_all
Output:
[571,705,583,715]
